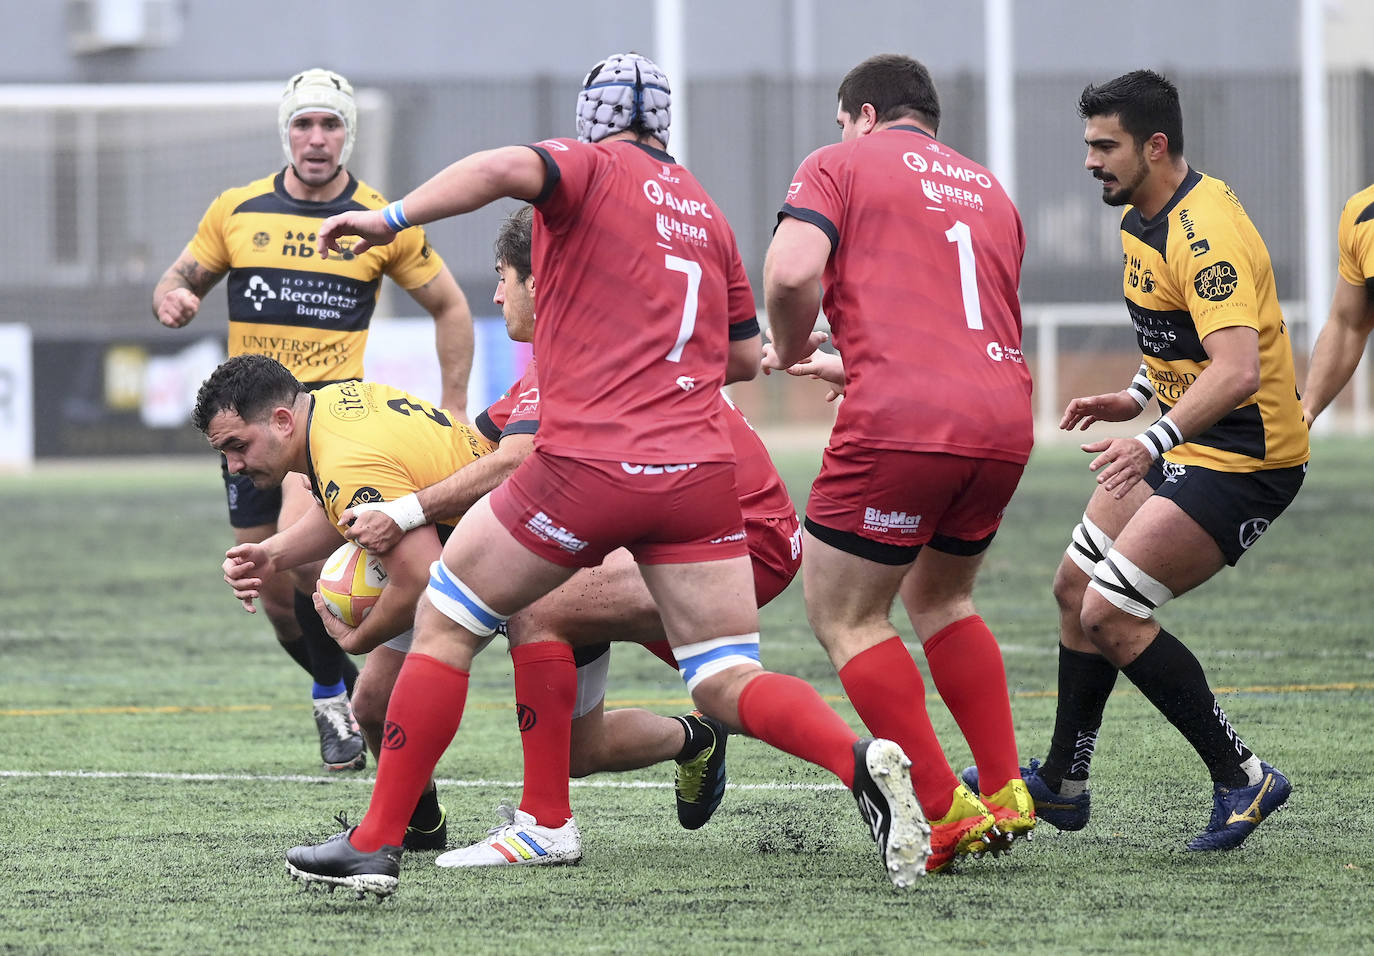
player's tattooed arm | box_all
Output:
[152,249,224,327]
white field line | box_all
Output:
[0,768,843,791]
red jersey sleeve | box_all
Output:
[779,146,846,251]
[475,360,540,442]
[527,138,603,237]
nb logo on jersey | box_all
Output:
[245,275,277,310]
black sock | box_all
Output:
[673,713,709,762]
[1121,627,1252,787]
[408,784,442,831]
[294,589,359,695]
[279,633,315,676]
[1040,645,1120,790]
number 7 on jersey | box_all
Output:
[663,254,702,362]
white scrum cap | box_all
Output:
[279,68,357,167]
[576,52,671,146]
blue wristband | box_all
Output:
[381,200,412,232]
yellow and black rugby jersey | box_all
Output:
[187,170,445,384]
[1119,168,1308,472]
[305,381,494,528]
[1337,182,1374,289]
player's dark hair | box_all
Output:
[1078,69,1184,156]
[837,54,940,133]
[192,353,303,433]
[494,204,534,282]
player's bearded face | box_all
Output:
[209,412,290,489]
[288,112,347,186]
[1095,143,1149,207]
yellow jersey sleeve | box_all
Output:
[186,187,241,274]
[1336,183,1374,288]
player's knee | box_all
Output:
[261,589,298,636]
[1083,549,1173,635]
[1055,516,1112,610]
[567,736,600,779]
[570,644,610,766]
[424,560,509,638]
[349,683,386,742]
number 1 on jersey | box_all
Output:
[944,220,984,330]
[663,254,701,362]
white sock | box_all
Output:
[1057,777,1088,798]
[1240,754,1263,786]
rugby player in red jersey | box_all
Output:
[337,205,805,865]
[284,52,931,898]
[763,53,1037,872]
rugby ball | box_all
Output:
[317,540,388,627]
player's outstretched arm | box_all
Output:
[763,329,846,401]
[151,248,222,327]
[1084,325,1259,498]
[763,216,830,368]
[224,504,343,609]
[1062,361,1155,430]
[726,333,763,384]
[1060,391,1147,431]
[341,433,535,553]
[1303,278,1374,426]
[318,146,547,258]
[223,543,272,612]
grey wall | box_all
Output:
[1,0,1303,84]
[6,0,1368,338]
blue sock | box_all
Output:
[312,679,347,700]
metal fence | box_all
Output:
[1,69,1370,454]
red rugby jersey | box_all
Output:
[780,126,1033,464]
[526,137,759,463]
[474,357,541,444]
[479,358,793,522]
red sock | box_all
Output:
[511,641,576,826]
[352,653,468,852]
[838,637,957,818]
[735,672,859,787]
[642,639,678,670]
[923,615,1020,792]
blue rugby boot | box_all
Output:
[960,757,1090,832]
[1186,762,1291,851]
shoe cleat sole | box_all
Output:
[285,862,397,899]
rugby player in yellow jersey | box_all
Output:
[192,353,493,851]
[965,70,1308,851]
[152,69,475,773]
[1302,180,1374,426]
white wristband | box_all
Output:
[1127,363,1154,410]
[1132,414,1183,461]
[351,492,426,532]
